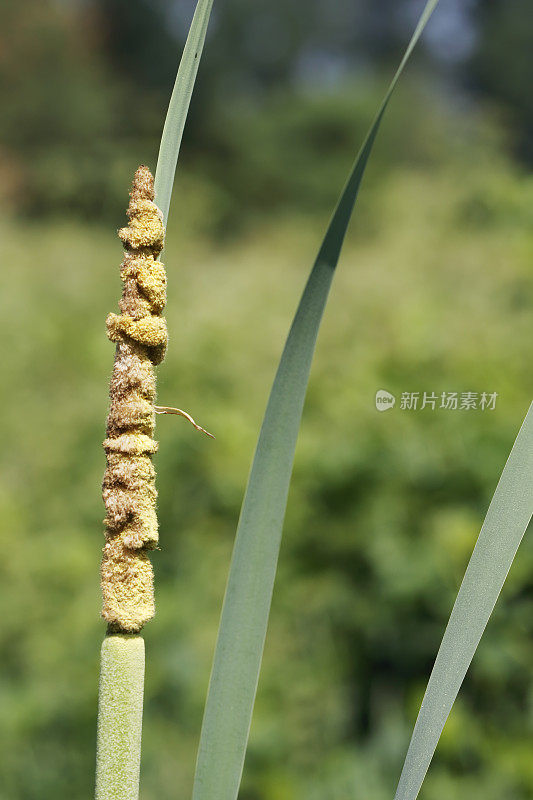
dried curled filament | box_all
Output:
[101,165,167,633]
[154,405,215,439]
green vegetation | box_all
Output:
[4,0,533,222]
[192,7,441,797]
[3,2,533,796]
[1,93,532,795]
[395,403,533,800]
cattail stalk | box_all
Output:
[95,636,145,800]
[95,166,167,799]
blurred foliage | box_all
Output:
[1,0,532,220]
[469,0,533,161]
[1,110,532,797]
[1,0,533,798]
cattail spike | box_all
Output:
[101,165,167,633]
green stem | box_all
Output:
[95,635,145,800]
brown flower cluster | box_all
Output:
[101,165,167,632]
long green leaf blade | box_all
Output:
[192,4,440,799]
[394,402,533,800]
[154,0,214,227]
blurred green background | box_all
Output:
[1,1,532,798]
